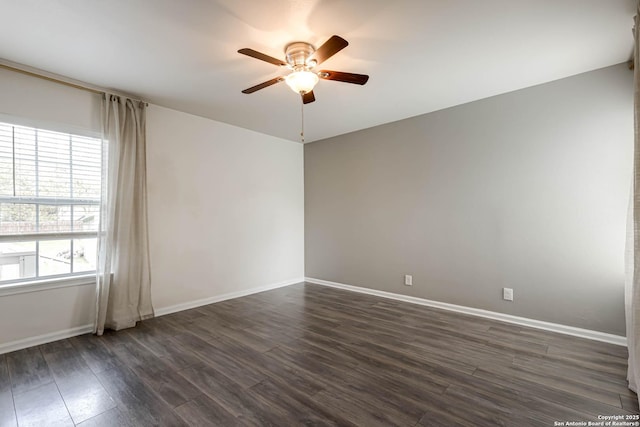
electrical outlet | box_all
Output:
[503,287,513,301]
[404,275,413,286]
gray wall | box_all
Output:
[304,64,633,335]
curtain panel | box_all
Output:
[95,94,153,335]
[627,5,640,402]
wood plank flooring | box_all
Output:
[0,282,638,426]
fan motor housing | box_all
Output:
[285,42,315,68]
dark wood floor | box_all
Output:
[0,282,638,426]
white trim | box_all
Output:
[154,277,305,317]
[0,324,93,355]
[0,274,95,297]
[305,277,627,347]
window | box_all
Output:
[0,121,101,283]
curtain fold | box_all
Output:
[627,5,640,402]
[95,94,153,335]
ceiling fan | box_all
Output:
[238,35,369,104]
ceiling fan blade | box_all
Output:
[241,77,284,94]
[308,35,349,65]
[302,91,316,104]
[318,70,369,85]
[238,48,287,66]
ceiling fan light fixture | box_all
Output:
[285,70,318,94]
[239,35,368,103]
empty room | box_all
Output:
[0,0,639,426]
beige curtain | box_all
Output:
[627,6,640,401]
[95,94,153,335]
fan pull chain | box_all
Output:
[300,100,305,143]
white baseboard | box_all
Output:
[305,277,627,347]
[154,277,305,317]
[0,324,94,355]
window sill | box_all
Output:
[0,274,95,297]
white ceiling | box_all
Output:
[0,0,635,142]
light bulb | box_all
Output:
[285,71,319,94]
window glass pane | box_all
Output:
[0,241,36,281]
[38,129,71,198]
[38,239,71,277]
[0,203,36,235]
[73,204,99,232]
[39,204,71,233]
[72,135,101,200]
[73,238,97,273]
[13,126,36,197]
[0,123,13,197]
